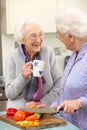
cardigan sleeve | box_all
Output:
[5,52,29,99]
[40,46,62,106]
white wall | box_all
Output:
[57,0,87,15]
[1,34,15,76]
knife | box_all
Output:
[20,107,64,114]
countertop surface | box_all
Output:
[0,112,80,130]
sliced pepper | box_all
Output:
[26,113,41,121]
[16,120,39,126]
[24,105,37,116]
[6,108,18,118]
[23,110,34,116]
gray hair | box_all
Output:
[14,16,44,44]
[56,8,87,38]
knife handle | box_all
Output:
[58,107,76,112]
[59,107,64,111]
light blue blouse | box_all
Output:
[52,42,87,130]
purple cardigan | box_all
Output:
[52,42,87,130]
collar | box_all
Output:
[74,41,87,63]
[18,44,41,62]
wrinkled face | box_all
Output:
[56,27,76,51]
[22,24,44,55]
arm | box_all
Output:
[5,53,32,99]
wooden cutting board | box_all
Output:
[0,114,67,130]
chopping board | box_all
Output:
[0,114,67,130]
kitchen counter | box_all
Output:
[0,112,80,130]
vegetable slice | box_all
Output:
[6,108,18,118]
[26,113,41,121]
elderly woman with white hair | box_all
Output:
[5,16,61,109]
[50,9,87,130]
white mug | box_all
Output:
[33,60,45,77]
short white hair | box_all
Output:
[14,16,44,44]
[56,8,87,38]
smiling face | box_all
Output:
[22,24,44,58]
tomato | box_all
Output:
[13,110,26,121]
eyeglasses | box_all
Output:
[30,33,44,40]
[56,32,68,41]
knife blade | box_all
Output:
[20,107,63,114]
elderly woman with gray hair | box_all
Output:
[38,8,87,130]
[5,16,61,109]
[50,9,87,130]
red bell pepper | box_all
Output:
[6,108,18,118]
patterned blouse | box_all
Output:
[52,42,87,130]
